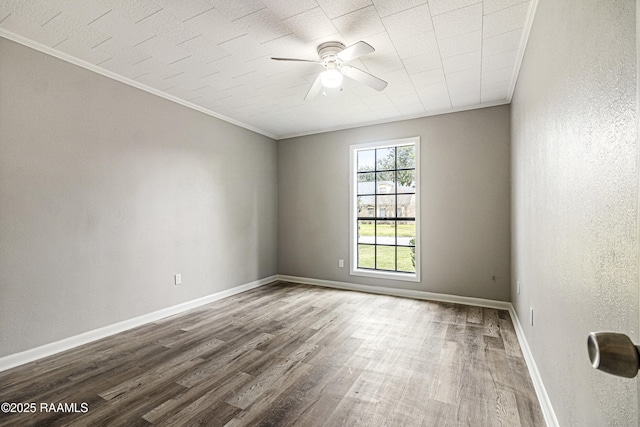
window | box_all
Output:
[350,137,420,282]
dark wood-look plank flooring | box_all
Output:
[0,282,545,426]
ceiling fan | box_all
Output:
[271,41,388,101]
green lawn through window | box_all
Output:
[358,244,415,272]
[357,222,414,238]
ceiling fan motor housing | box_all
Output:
[317,41,346,62]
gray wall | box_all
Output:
[511,0,638,425]
[0,38,278,358]
[278,106,511,301]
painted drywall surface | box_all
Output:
[511,0,638,425]
[278,106,511,301]
[0,38,278,357]
[637,0,640,415]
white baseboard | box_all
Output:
[277,274,512,310]
[0,275,276,373]
[277,274,558,427]
[508,306,559,427]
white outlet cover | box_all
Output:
[175,274,182,285]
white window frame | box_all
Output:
[349,136,421,282]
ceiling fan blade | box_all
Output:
[337,41,374,62]
[304,75,324,101]
[341,65,388,91]
[271,57,321,64]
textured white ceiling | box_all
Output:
[0,0,535,139]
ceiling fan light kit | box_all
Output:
[320,68,343,89]
[272,40,388,101]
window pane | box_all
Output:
[358,149,375,172]
[376,245,396,270]
[376,195,395,218]
[357,196,375,218]
[376,147,395,171]
[396,194,415,218]
[397,246,416,273]
[396,145,415,169]
[357,173,375,195]
[358,220,374,244]
[397,220,415,246]
[376,171,395,193]
[358,244,375,269]
[376,220,395,245]
[396,170,415,193]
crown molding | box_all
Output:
[0,30,278,140]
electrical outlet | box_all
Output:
[517,281,521,295]
[530,307,534,326]
[175,274,182,285]
[338,259,344,268]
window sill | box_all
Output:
[350,268,420,283]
